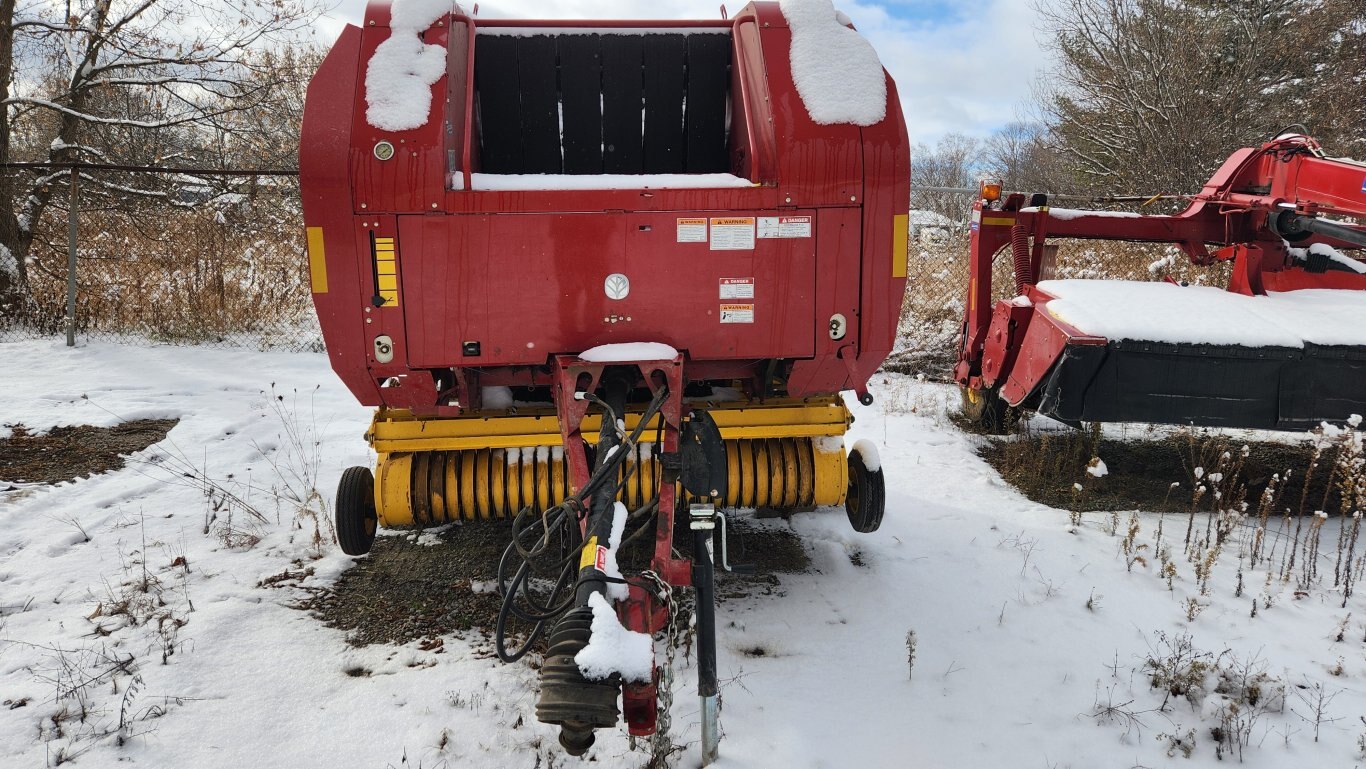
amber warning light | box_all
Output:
[980,179,1003,202]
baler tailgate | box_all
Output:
[397,211,818,368]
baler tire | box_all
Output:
[336,466,378,556]
[960,386,1020,435]
[845,452,885,533]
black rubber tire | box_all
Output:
[845,452,885,534]
[336,466,378,556]
[959,386,1021,435]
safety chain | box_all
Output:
[633,569,681,764]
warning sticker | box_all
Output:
[710,217,756,250]
[593,545,609,572]
[676,217,708,243]
[720,303,755,323]
[758,215,812,239]
[1361,176,1366,194]
[720,277,755,300]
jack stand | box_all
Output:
[690,504,720,766]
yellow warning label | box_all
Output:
[579,535,599,570]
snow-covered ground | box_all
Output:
[3,339,1365,768]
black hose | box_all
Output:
[493,385,669,663]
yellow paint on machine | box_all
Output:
[579,536,599,570]
[306,227,328,293]
[373,236,400,307]
[891,213,908,278]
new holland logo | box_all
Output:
[604,273,630,300]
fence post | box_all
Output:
[65,166,77,347]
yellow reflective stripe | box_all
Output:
[892,213,908,278]
[982,216,1016,227]
[372,236,400,307]
[306,227,328,293]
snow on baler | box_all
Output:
[299,0,908,759]
[956,134,1366,432]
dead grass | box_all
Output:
[979,427,1338,516]
[0,419,178,485]
[19,192,317,348]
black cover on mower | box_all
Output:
[1035,340,1366,430]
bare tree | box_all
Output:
[0,0,321,318]
[911,132,981,223]
[982,120,1078,198]
[1034,0,1366,200]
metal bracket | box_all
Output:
[688,504,753,575]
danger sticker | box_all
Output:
[593,545,609,572]
[676,217,707,243]
[758,215,812,239]
[720,277,755,299]
[720,303,754,323]
[710,217,756,250]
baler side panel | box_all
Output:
[300,25,380,406]
[854,73,912,376]
[756,21,864,206]
[349,21,449,213]
[787,207,864,396]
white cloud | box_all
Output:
[317,0,1053,144]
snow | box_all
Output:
[1086,457,1108,478]
[1288,242,1366,274]
[364,0,457,132]
[850,438,880,472]
[0,242,16,278]
[7,341,1366,767]
[1020,206,1143,220]
[574,593,654,683]
[600,502,630,602]
[907,209,954,228]
[779,0,887,126]
[481,385,514,409]
[578,342,678,363]
[1039,279,1366,347]
[452,172,754,191]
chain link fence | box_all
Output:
[1,175,323,353]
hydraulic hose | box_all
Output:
[492,383,669,663]
[1010,223,1034,294]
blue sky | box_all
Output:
[317,0,1052,145]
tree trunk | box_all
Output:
[0,0,28,315]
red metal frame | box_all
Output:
[954,135,1366,405]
